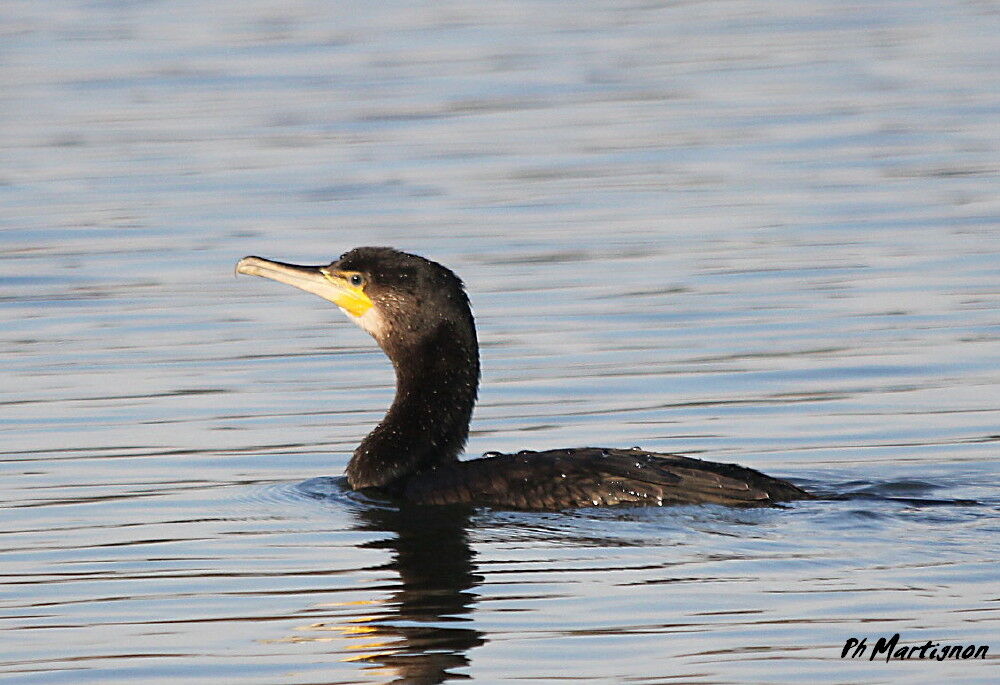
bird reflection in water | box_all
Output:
[305,502,484,683]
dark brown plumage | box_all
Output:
[404,448,810,508]
[237,247,813,510]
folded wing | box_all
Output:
[403,448,812,509]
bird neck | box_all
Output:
[346,319,480,490]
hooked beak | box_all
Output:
[236,256,373,317]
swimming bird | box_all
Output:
[236,247,812,510]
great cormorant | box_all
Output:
[236,247,812,510]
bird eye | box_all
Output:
[349,274,364,287]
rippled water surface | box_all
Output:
[3,1,999,682]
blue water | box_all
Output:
[2,1,998,682]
